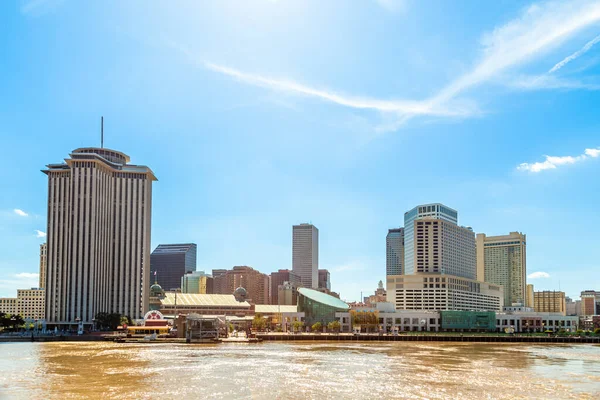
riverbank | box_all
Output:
[2,333,599,344]
[256,333,600,343]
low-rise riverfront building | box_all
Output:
[386,274,504,311]
[534,291,566,315]
[298,287,349,326]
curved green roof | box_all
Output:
[298,288,349,310]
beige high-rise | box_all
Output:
[292,223,319,289]
[39,243,47,289]
[476,232,526,306]
[526,284,534,308]
[43,148,156,326]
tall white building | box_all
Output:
[403,203,475,279]
[386,228,404,276]
[292,223,319,289]
[476,232,527,307]
[43,147,156,327]
[39,243,47,289]
[404,203,458,276]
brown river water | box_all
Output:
[1,342,599,399]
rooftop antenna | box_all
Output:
[101,116,104,148]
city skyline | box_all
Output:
[1,1,600,302]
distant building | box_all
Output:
[17,288,45,320]
[43,147,156,326]
[526,284,534,308]
[292,223,319,289]
[403,203,459,276]
[364,280,386,305]
[403,204,476,279]
[534,291,566,315]
[386,228,404,276]
[181,271,213,294]
[159,293,252,317]
[387,274,504,311]
[476,232,527,306]
[277,282,296,306]
[318,269,330,291]
[151,244,197,291]
[270,269,301,306]
[0,297,19,315]
[581,290,600,316]
[39,243,47,289]
[212,266,269,304]
[565,297,581,316]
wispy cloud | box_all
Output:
[332,261,366,273]
[549,33,600,73]
[373,0,407,13]
[21,0,65,16]
[14,209,29,217]
[35,230,46,238]
[169,1,600,131]
[0,272,40,293]
[528,271,550,279]
[518,147,600,172]
[508,74,600,91]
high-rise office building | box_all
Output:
[386,228,404,276]
[43,147,156,326]
[39,243,47,289]
[526,284,534,308]
[213,266,270,304]
[476,232,527,306]
[150,243,197,291]
[181,271,213,294]
[581,290,600,316]
[404,208,475,279]
[318,269,331,291]
[292,223,319,289]
[270,269,301,306]
[534,291,566,315]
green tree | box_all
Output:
[594,328,600,335]
[292,320,303,333]
[252,313,266,331]
[311,322,322,332]
[327,320,341,333]
[95,312,122,331]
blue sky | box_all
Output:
[1,0,599,301]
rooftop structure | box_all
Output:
[297,287,349,326]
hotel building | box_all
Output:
[386,228,404,276]
[581,290,600,316]
[292,223,319,289]
[43,147,156,326]
[476,232,527,306]
[387,274,503,311]
[270,269,301,306]
[17,288,45,320]
[0,297,20,315]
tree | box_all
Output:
[311,322,322,332]
[594,328,600,335]
[350,310,379,333]
[252,313,266,331]
[95,312,122,331]
[327,320,341,333]
[292,320,303,333]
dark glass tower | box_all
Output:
[150,244,197,291]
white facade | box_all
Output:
[292,223,319,289]
[43,147,156,325]
[404,203,458,275]
[496,311,578,333]
[337,308,442,333]
[476,232,527,306]
[387,274,504,312]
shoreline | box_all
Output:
[1,334,599,344]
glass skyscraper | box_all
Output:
[150,243,197,291]
[386,228,404,276]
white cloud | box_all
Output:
[21,0,65,16]
[549,33,600,73]
[373,0,407,13]
[15,272,39,279]
[518,147,600,172]
[13,209,28,217]
[528,271,551,279]
[169,1,600,131]
[332,261,366,273]
[35,230,46,238]
[507,74,600,91]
